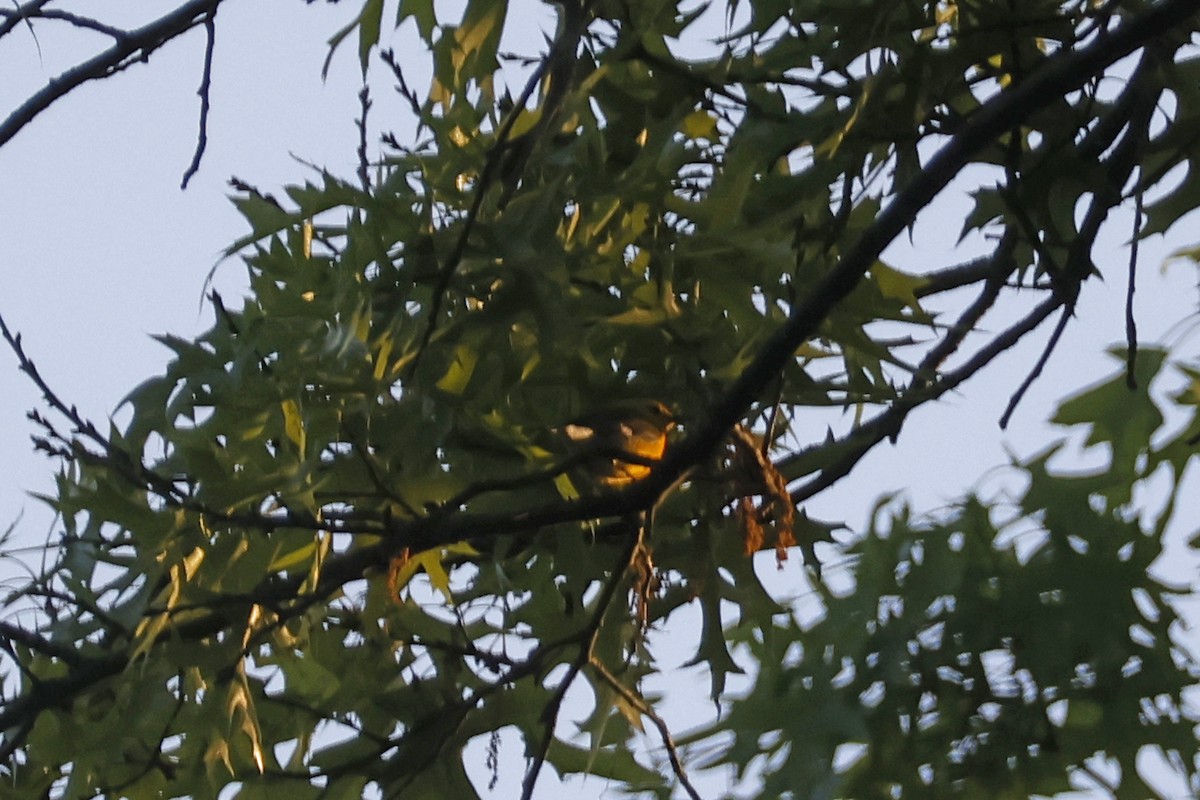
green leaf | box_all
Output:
[451,0,507,85]
[1051,347,1166,478]
[357,0,385,75]
[398,0,437,42]
[280,654,342,704]
[281,398,306,454]
[435,341,480,395]
[543,739,662,786]
[321,777,371,800]
[869,261,930,318]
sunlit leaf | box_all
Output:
[281,399,306,454]
[435,342,479,395]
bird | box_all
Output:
[559,399,677,488]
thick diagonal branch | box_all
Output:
[653,0,1197,492]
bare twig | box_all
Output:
[0,8,128,41]
[0,313,110,451]
[777,233,1017,483]
[1126,186,1143,389]
[356,84,372,193]
[180,6,217,189]
[380,48,423,122]
[2,311,336,537]
[999,302,1073,429]
[589,658,703,800]
[1002,57,1157,424]
[0,0,226,149]
[917,233,1018,381]
[520,524,640,800]
[409,0,590,374]
[792,294,1064,505]
[0,0,51,40]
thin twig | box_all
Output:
[1,0,226,149]
[0,8,128,40]
[0,0,50,40]
[1126,186,1143,389]
[380,48,422,122]
[1002,58,1157,424]
[180,7,217,189]
[2,310,334,537]
[0,312,110,450]
[779,232,1015,481]
[999,302,1072,429]
[409,0,590,374]
[792,294,1063,504]
[356,84,372,193]
[589,658,703,800]
[520,524,640,800]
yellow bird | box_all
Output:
[561,399,677,488]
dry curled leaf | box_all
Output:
[728,423,799,569]
[631,539,659,630]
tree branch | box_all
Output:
[0,7,127,40]
[1126,187,1143,389]
[520,522,640,800]
[589,658,703,800]
[0,0,51,40]
[179,5,217,189]
[1002,52,1158,425]
[999,303,1073,429]
[0,0,225,150]
[791,294,1065,505]
[653,0,1198,496]
[915,254,1009,298]
[409,0,591,373]
[0,619,85,667]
